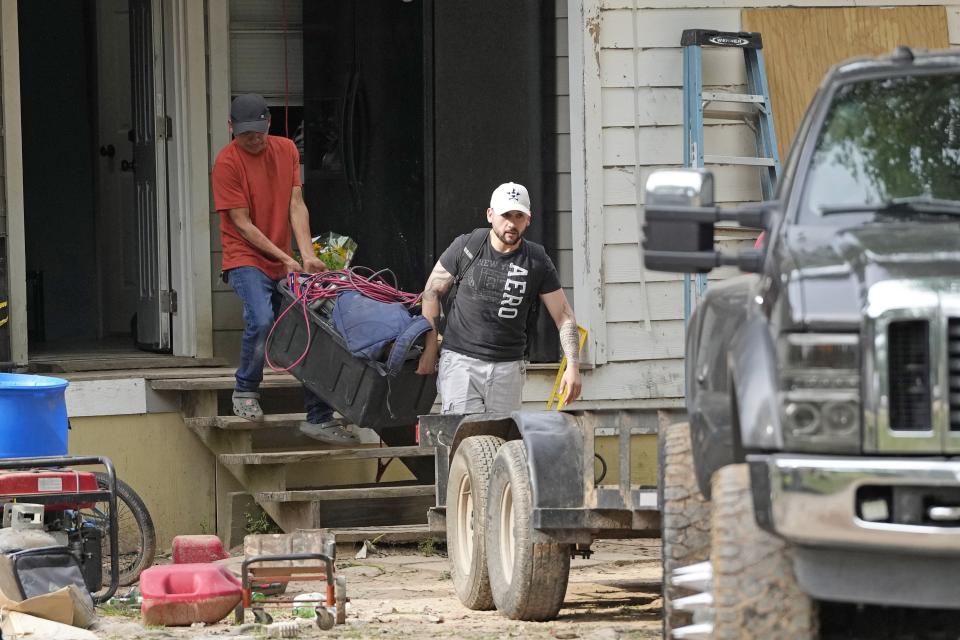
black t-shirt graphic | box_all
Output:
[439,232,561,361]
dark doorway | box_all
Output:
[303,0,559,361]
[19,0,100,346]
[303,0,427,294]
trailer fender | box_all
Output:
[728,317,783,451]
[449,411,584,511]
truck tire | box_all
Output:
[711,464,817,640]
[446,434,505,610]
[485,440,570,621]
[659,422,711,635]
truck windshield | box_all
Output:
[799,72,960,224]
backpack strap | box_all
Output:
[454,228,489,284]
[440,228,488,333]
[384,316,434,376]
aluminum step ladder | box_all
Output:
[680,29,781,322]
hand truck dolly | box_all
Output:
[237,551,347,630]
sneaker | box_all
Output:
[299,419,360,445]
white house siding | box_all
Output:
[567,0,960,407]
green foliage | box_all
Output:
[417,536,445,556]
[244,505,282,535]
[98,601,139,619]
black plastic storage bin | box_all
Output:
[268,286,437,429]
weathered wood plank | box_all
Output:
[602,123,757,166]
[599,7,740,49]
[259,485,436,502]
[603,87,681,127]
[151,374,300,390]
[220,446,434,466]
[602,164,763,206]
[743,6,949,159]
[59,366,234,382]
[606,320,686,361]
[523,359,684,402]
[186,413,306,431]
[603,201,762,244]
[604,279,757,324]
[604,281,684,322]
[600,47,746,88]
[603,240,755,284]
[329,524,434,545]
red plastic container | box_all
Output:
[172,535,229,565]
[140,564,242,626]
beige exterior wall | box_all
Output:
[67,413,218,552]
[565,0,960,407]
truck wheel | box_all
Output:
[711,464,817,639]
[485,440,570,621]
[446,435,504,610]
[659,422,711,635]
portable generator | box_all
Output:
[0,456,119,603]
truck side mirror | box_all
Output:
[642,169,717,273]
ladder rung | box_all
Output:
[703,154,776,167]
[702,108,756,121]
[702,91,765,104]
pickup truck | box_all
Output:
[644,46,960,639]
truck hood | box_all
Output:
[784,223,960,327]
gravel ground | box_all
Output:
[92,539,664,640]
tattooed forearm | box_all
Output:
[421,265,453,331]
[560,321,579,364]
[422,269,453,299]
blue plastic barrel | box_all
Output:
[0,373,69,458]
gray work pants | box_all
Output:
[437,350,525,414]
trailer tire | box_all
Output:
[711,463,817,640]
[659,421,711,635]
[446,435,505,610]
[485,440,570,621]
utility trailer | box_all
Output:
[417,410,660,621]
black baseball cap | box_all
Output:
[230,93,270,134]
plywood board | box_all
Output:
[742,7,949,160]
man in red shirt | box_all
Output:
[212,93,358,444]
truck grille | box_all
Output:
[888,320,931,431]
[950,320,960,432]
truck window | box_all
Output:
[799,72,960,224]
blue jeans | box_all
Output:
[227,266,333,423]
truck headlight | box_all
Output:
[779,334,860,452]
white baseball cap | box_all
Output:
[489,182,532,216]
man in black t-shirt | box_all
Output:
[416,182,582,413]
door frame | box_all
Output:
[0,0,211,364]
[163,0,212,358]
[2,0,26,366]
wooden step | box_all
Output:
[258,484,435,503]
[186,413,307,431]
[330,524,434,545]
[220,445,434,466]
[151,373,300,391]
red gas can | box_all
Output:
[172,535,229,565]
[140,563,242,626]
